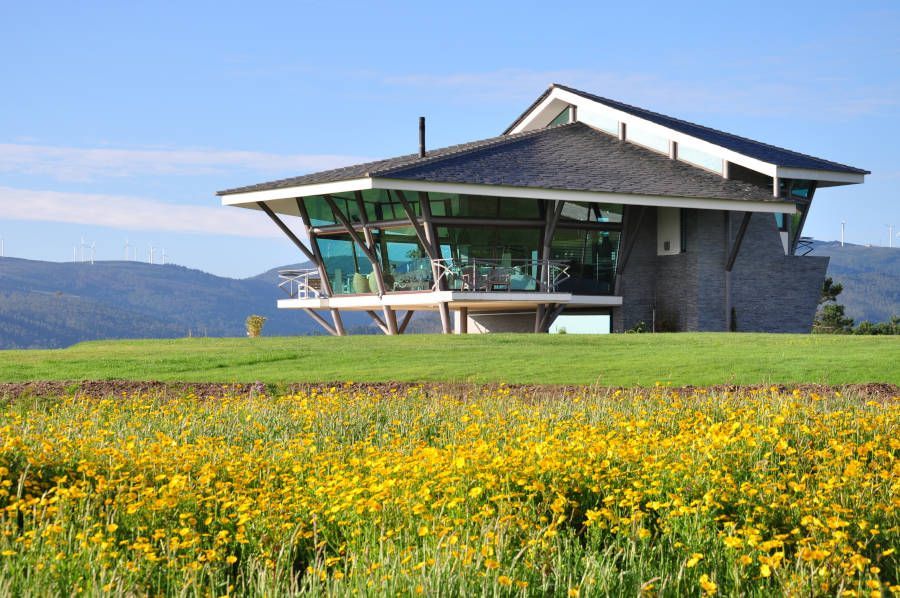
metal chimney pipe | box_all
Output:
[419,116,425,158]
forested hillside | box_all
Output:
[810,241,899,323]
[0,258,377,349]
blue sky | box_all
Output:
[1,1,898,277]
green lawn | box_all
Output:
[0,333,897,386]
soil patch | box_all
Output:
[0,380,896,401]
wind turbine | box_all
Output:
[90,241,96,265]
[148,244,155,265]
[124,239,131,261]
[0,236,4,258]
[161,248,168,265]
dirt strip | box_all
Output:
[0,380,896,401]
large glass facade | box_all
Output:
[311,190,622,296]
[551,229,620,294]
[318,234,374,295]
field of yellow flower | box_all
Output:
[0,385,897,596]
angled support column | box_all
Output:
[354,192,399,334]
[534,304,546,333]
[789,182,816,255]
[296,199,345,336]
[258,201,344,336]
[543,303,565,331]
[725,211,752,331]
[418,191,452,334]
[365,310,389,335]
[538,200,564,291]
[257,202,316,263]
[302,309,337,336]
[393,191,435,260]
[397,310,415,334]
[324,194,398,334]
[613,205,646,296]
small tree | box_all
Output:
[245,315,267,338]
[813,303,854,334]
[813,277,853,334]
[819,277,843,304]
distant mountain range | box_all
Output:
[0,240,896,349]
[0,259,385,349]
[807,241,899,324]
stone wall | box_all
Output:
[614,207,826,333]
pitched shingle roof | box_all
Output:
[505,83,869,175]
[218,123,780,203]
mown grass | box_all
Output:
[1,333,898,386]
[0,386,896,596]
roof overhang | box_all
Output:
[507,86,866,187]
[220,177,796,215]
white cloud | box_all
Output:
[0,186,287,239]
[0,144,368,183]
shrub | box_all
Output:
[245,314,267,337]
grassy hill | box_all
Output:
[0,333,896,386]
[810,240,899,323]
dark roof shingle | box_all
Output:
[219,123,781,203]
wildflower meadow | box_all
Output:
[0,385,897,596]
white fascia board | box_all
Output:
[372,177,796,214]
[511,88,784,178]
[220,177,373,208]
[776,167,865,185]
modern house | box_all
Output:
[217,84,868,335]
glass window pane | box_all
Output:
[318,234,374,294]
[678,145,723,173]
[548,106,571,127]
[302,196,337,226]
[372,227,433,291]
[551,229,620,295]
[627,126,669,154]
[559,202,622,224]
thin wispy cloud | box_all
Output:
[382,68,898,119]
[0,186,284,239]
[0,144,368,183]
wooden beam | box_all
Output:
[257,201,315,263]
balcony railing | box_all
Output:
[278,269,323,299]
[279,260,571,299]
[432,259,570,293]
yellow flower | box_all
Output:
[699,574,718,595]
[497,575,512,586]
[760,564,771,578]
[687,553,704,568]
